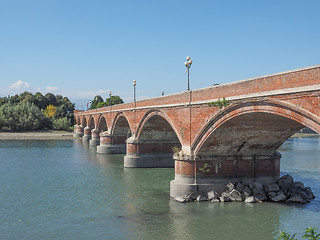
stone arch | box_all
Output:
[136,110,182,154]
[193,99,320,158]
[82,116,87,127]
[97,115,108,132]
[76,116,81,125]
[111,112,131,144]
[88,115,95,129]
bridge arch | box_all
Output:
[82,116,87,128]
[193,99,320,158]
[111,112,131,145]
[97,115,108,132]
[88,115,95,129]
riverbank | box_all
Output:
[0,130,74,140]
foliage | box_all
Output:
[44,104,57,118]
[207,97,229,109]
[199,163,212,173]
[52,117,71,130]
[90,95,124,109]
[90,95,104,109]
[0,102,44,131]
[279,227,320,240]
[0,92,75,131]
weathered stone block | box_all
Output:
[207,191,219,200]
[229,189,243,202]
[264,184,280,193]
[245,196,257,203]
[271,193,287,202]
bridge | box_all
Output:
[73,65,320,198]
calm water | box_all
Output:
[0,137,319,240]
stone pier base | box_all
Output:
[124,154,174,168]
[97,144,126,154]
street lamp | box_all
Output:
[133,80,136,102]
[184,56,192,91]
[109,91,112,112]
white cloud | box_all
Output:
[10,80,30,89]
[46,86,59,92]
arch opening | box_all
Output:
[196,112,304,158]
[88,117,95,130]
[113,116,131,145]
[97,116,108,132]
[82,116,87,128]
[138,115,181,154]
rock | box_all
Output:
[250,181,263,190]
[305,187,316,199]
[211,198,220,203]
[276,190,285,196]
[221,191,230,198]
[271,193,287,202]
[226,182,235,191]
[253,188,267,201]
[196,195,207,202]
[174,196,187,203]
[235,183,245,192]
[207,191,219,200]
[294,181,305,189]
[264,184,280,193]
[245,196,257,203]
[299,191,311,202]
[267,192,277,199]
[278,175,294,191]
[229,189,243,202]
[220,196,231,202]
[243,186,252,197]
[286,195,306,203]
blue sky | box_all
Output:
[1,0,319,108]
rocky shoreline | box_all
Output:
[174,174,315,204]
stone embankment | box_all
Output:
[174,175,315,204]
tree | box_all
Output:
[45,93,57,106]
[34,92,49,110]
[44,104,57,118]
[105,95,124,106]
[90,95,104,109]
[0,102,44,131]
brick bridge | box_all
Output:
[74,65,320,198]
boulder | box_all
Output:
[220,196,231,202]
[243,186,252,197]
[305,187,315,199]
[221,191,230,198]
[226,182,235,191]
[253,188,267,201]
[211,198,220,203]
[271,193,287,202]
[207,191,219,200]
[264,184,280,193]
[286,195,306,203]
[294,181,305,189]
[174,196,187,203]
[278,175,293,191]
[196,195,207,202]
[229,189,243,202]
[267,192,277,200]
[235,183,245,192]
[250,181,263,190]
[245,196,257,203]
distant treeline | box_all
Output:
[0,92,74,131]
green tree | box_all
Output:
[105,95,124,106]
[0,102,44,131]
[45,93,57,106]
[34,92,49,109]
[90,95,104,109]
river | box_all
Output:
[0,137,319,239]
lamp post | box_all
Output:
[133,80,136,102]
[184,56,192,91]
[109,91,112,113]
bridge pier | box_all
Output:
[97,132,125,154]
[124,137,175,168]
[170,152,281,198]
[74,125,84,138]
[82,127,91,141]
[89,129,100,146]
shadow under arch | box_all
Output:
[88,115,95,130]
[97,115,108,132]
[111,112,131,145]
[124,110,181,168]
[82,116,87,128]
[192,98,320,158]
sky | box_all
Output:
[1,0,319,108]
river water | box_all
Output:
[0,137,319,240]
